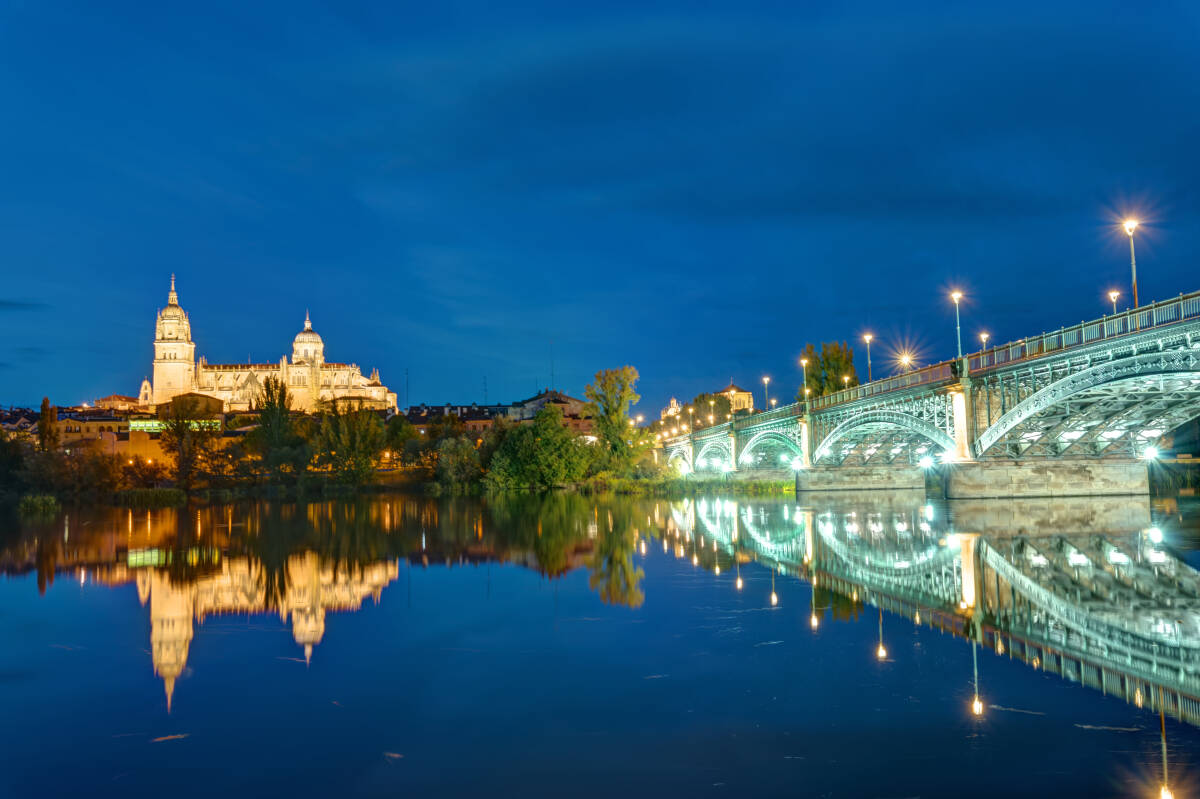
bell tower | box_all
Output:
[151,275,196,405]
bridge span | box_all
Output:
[662,290,1200,497]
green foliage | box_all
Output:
[689,392,733,425]
[584,366,650,475]
[315,405,385,485]
[797,341,859,399]
[483,406,589,490]
[435,436,481,488]
[37,397,57,452]
[18,494,60,517]
[245,378,310,482]
[385,414,419,458]
[588,503,644,607]
[112,487,187,508]
[159,398,218,492]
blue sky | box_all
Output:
[2,1,1199,413]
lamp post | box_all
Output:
[842,375,850,389]
[1124,219,1139,308]
[899,353,913,374]
[762,376,770,411]
[1108,290,1120,315]
[799,358,809,410]
[979,332,989,368]
[951,291,964,360]
[863,333,873,382]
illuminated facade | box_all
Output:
[143,276,397,412]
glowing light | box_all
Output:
[1143,446,1159,460]
[951,290,963,302]
[1160,786,1174,799]
[972,697,983,716]
[810,613,819,630]
[770,591,778,606]
[714,565,720,575]
[918,455,935,469]
[692,554,699,566]
[876,644,887,660]
[736,576,744,591]
[980,332,989,346]
[863,333,873,344]
[1148,527,1163,543]
[1124,218,1139,235]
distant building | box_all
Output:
[143,276,397,413]
[401,389,593,435]
[660,397,683,422]
[718,381,755,414]
[93,394,141,412]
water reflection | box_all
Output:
[3,491,1198,739]
[659,492,1200,734]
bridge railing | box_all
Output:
[809,363,956,410]
[731,402,803,428]
[970,290,1200,370]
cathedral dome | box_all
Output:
[292,311,325,364]
[158,274,187,321]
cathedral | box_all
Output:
[138,276,397,412]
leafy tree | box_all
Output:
[689,391,734,426]
[385,414,419,459]
[159,399,217,492]
[796,342,859,399]
[37,397,58,452]
[584,366,650,474]
[484,406,589,489]
[435,436,481,487]
[245,378,310,482]
[588,505,644,608]
[315,405,385,485]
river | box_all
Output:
[2,492,1199,797]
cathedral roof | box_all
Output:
[158,274,188,322]
[293,310,323,346]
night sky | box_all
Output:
[2,1,1199,414]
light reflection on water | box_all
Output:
[1,492,1199,798]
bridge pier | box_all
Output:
[795,464,925,493]
[942,459,1149,499]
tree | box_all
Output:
[245,378,310,482]
[36,397,58,452]
[159,399,217,492]
[588,505,644,608]
[314,405,385,485]
[385,414,419,459]
[484,406,589,489]
[796,342,859,399]
[434,436,481,487]
[689,392,733,426]
[584,366,649,474]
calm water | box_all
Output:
[2,492,1200,798]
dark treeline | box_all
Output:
[1,367,662,507]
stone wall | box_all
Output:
[795,465,925,492]
[943,459,1148,499]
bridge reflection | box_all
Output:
[657,493,1200,729]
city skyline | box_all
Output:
[3,2,1199,416]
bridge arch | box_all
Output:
[813,410,955,465]
[695,438,733,469]
[737,430,803,465]
[974,350,1200,457]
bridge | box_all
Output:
[661,290,1200,497]
[656,495,1200,728]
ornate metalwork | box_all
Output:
[813,408,956,465]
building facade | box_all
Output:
[143,277,396,412]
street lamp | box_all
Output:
[762,376,770,410]
[1108,289,1120,315]
[899,352,913,373]
[770,398,777,408]
[863,333,873,382]
[799,357,809,409]
[842,375,850,389]
[951,291,964,360]
[979,332,989,347]
[1123,219,1140,308]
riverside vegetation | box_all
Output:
[3,367,788,510]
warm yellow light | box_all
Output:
[971,697,983,716]
[1108,290,1120,302]
[951,290,963,302]
[842,375,850,385]
[799,358,808,367]
[714,565,720,575]
[735,576,743,591]
[770,591,778,606]
[804,388,811,395]
[810,613,819,630]
[1124,219,1138,235]
[762,376,770,385]
[708,415,714,423]
[980,332,989,345]
[1160,786,1173,799]
[876,644,887,660]
[692,554,698,566]
[863,333,873,343]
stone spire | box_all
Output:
[164,676,175,713]
[304,309,312,331]
[168,274,178,306]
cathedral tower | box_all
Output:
[151,275,196,405]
